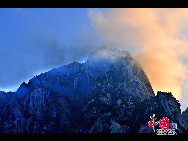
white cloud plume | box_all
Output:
[89,8,188,102]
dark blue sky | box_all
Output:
[0,8,104,91]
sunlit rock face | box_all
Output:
[0,47,187,133]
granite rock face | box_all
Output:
[0,47,187,133]
[181,108,188,131]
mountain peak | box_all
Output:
[87,46,132,63]
[0,47,187,133]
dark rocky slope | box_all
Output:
[0,47,187,133]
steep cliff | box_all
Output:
[0,47,187,133]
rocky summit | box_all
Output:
[0,47,187,133]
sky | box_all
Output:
[0,8,103,91]
[0,8,188,111]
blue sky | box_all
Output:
[0,8,188,111]
[0,8,103,91]
[0,8,93,47]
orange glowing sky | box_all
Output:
[90,8,188,109]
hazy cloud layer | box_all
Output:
[89,8,188,109]
[0,31,100,91]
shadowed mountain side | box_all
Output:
[0,47,187,133]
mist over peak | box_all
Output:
[89,8,188,110]
[0,46,187,133]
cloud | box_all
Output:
[89,8,188,101]
[0,29,100,91]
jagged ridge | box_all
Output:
[0,47,187,133]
